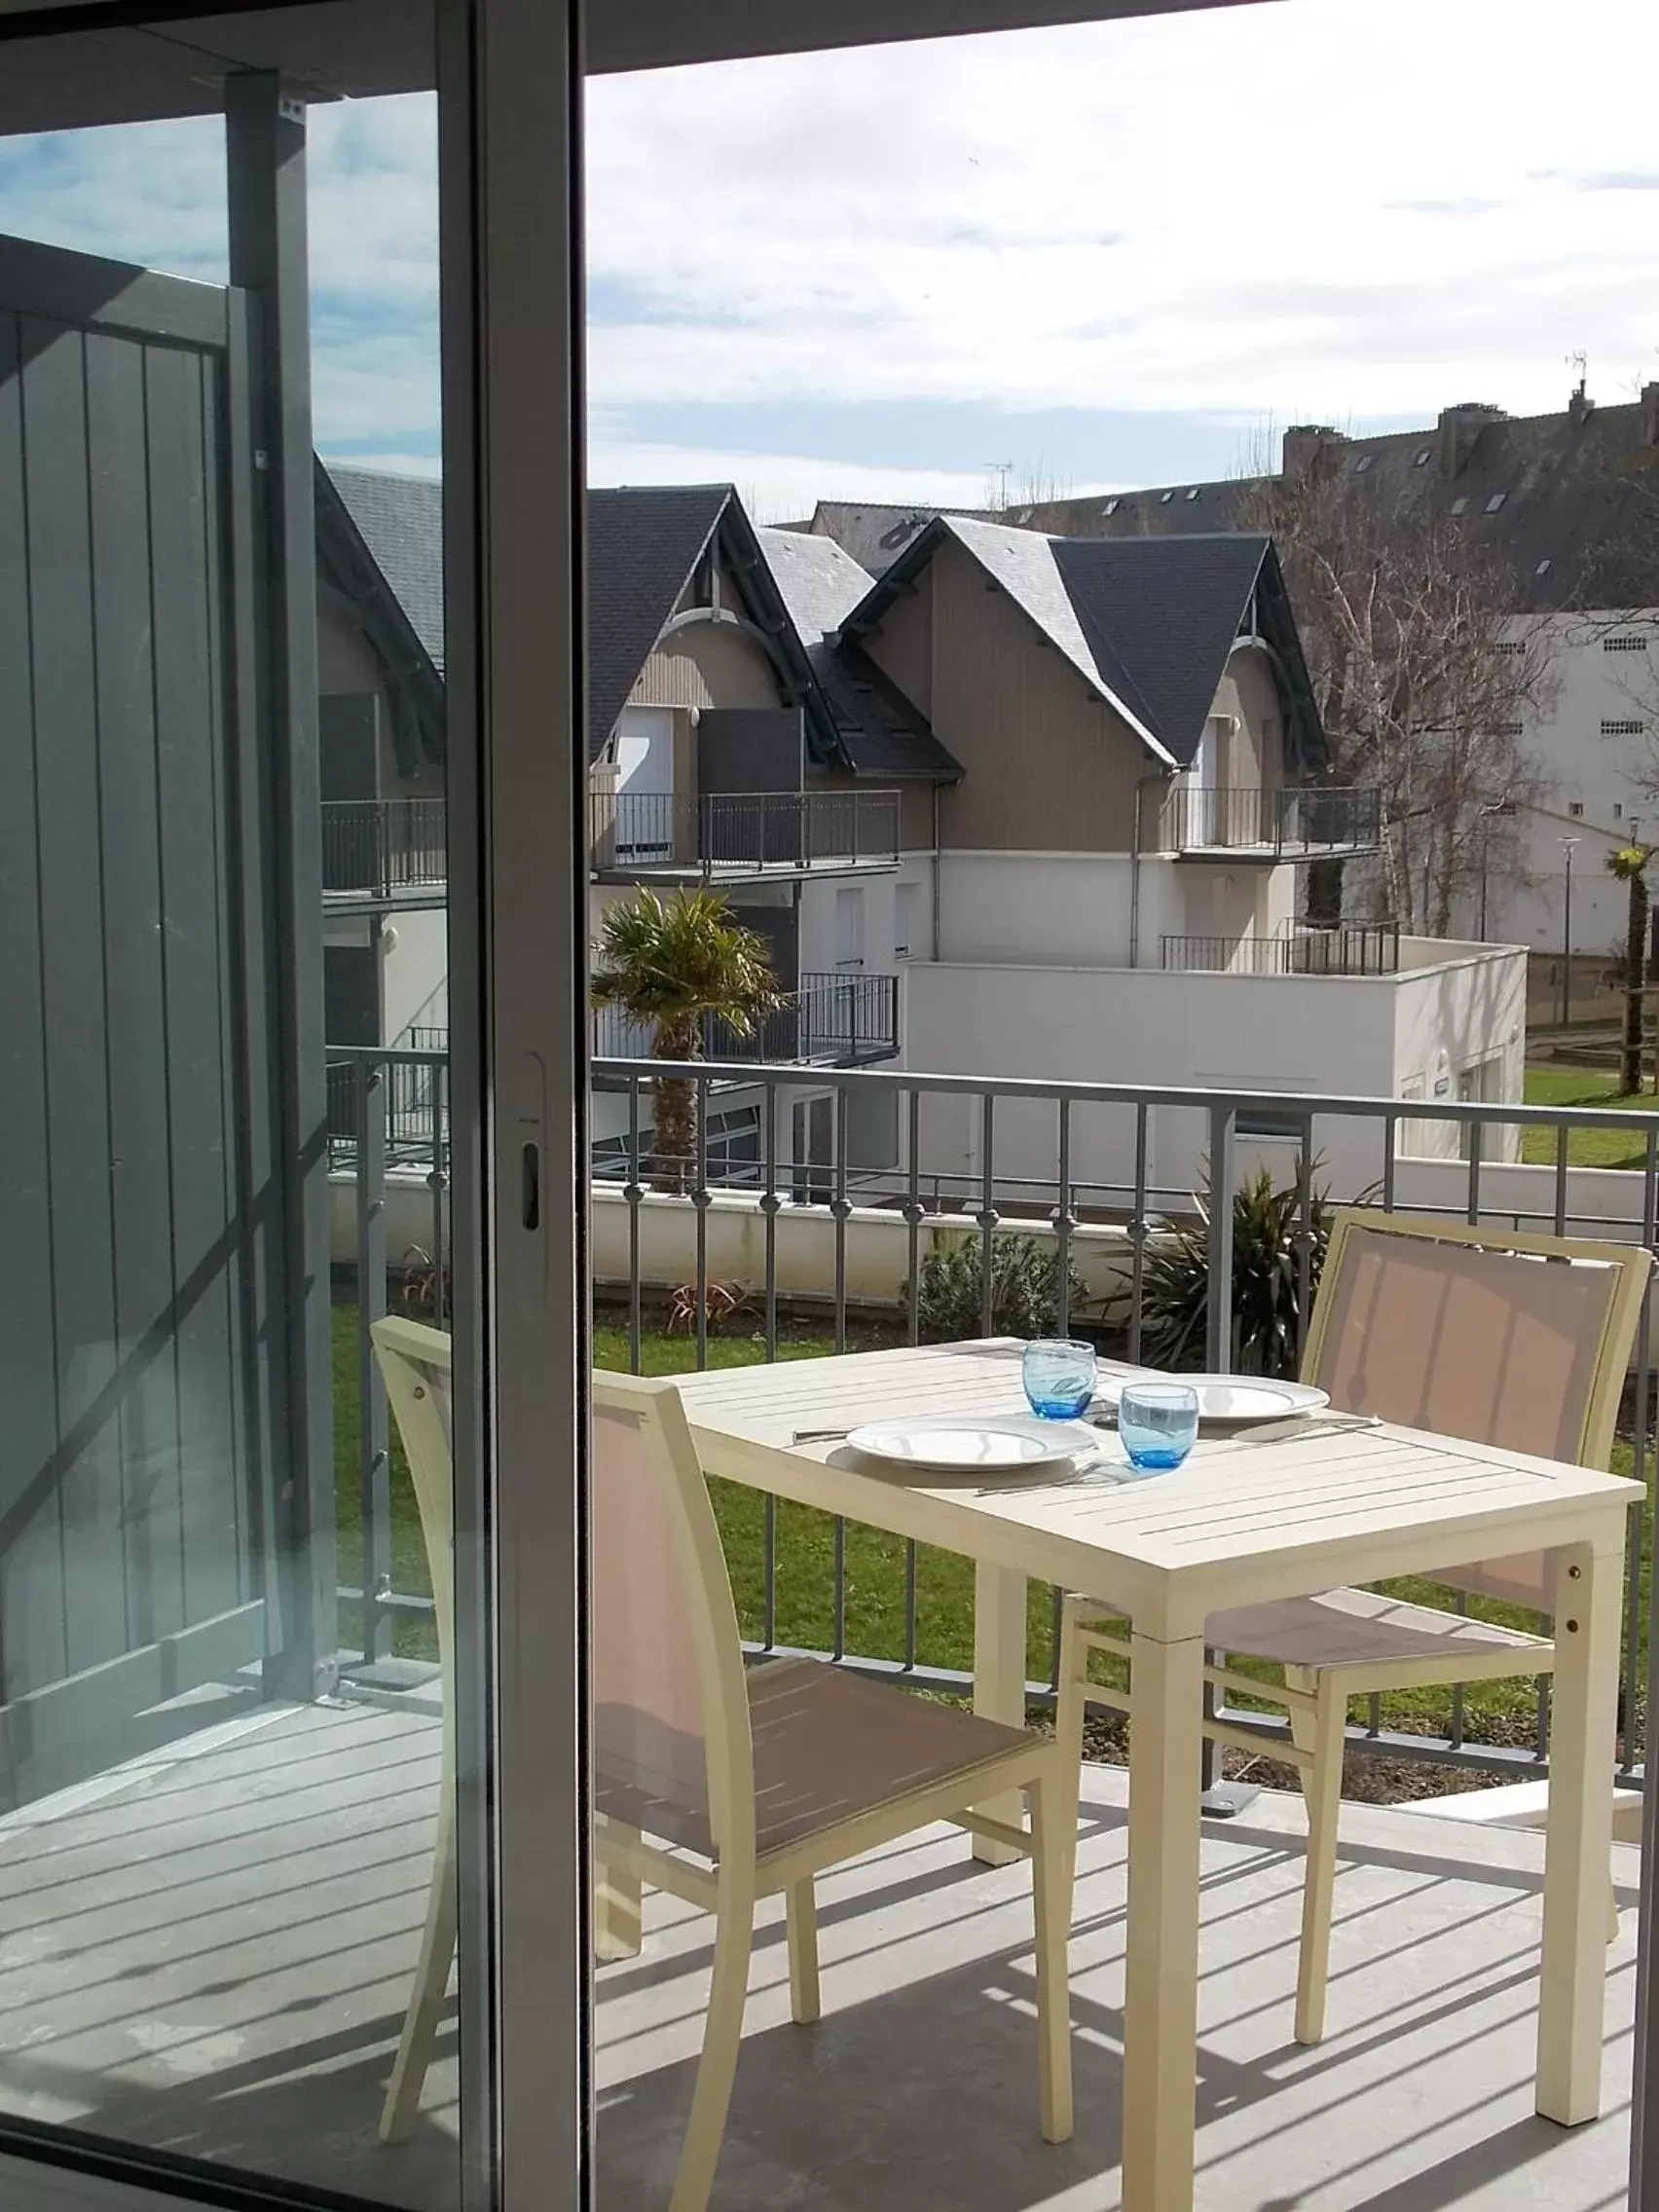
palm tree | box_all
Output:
[1606,843,1654,1094]
[591,888,786,1190]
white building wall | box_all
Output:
[903,948,1525,1203]
[933,849,1294,972]
[1470,612,1658,957]
[383,906,450,1043]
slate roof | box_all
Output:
[327,464,445,671]
[313,469,965,782]
[587,485,734,760]
[315,461,446,774]
[839,514,1321,773]
[1014,396,1659,614]
[804,499,981,575]
[757,528,961,782]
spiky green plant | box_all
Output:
[1137,1166,1334,1379]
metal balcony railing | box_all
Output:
[1162,923,1402,977]
[328,1044,1656,1804]
[589,788,902,874]
[590,972,901,1067]
[321,797,447,897]
[1160,783,1382,857]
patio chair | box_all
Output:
[592,1367,1073,2211]
[368,1315,460,2145]
[1054,1211,1650,2047]
[370,1322,1074,2206]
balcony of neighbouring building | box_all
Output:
[320,795,448,905]
[589,787,903,883]
[1162,921,1403,977]
[592,970,902,1071]
[1161,783,1383,862]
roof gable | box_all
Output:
[1051,534,1271,766]
[758,525,960,782]
[326,464,445,672]
[587,484,734,760]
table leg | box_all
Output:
[596,1832,643,1962]
[973,1561,1029,1866]
[1122,1625,1206,2212]
[1538,1531,1623,2126]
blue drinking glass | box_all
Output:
[1022,1339,1097,1420]
[1118,1382,1200,1471]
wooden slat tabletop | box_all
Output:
[678,1338,1641,1627]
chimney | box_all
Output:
[1282,424,1346,478]
[1567,379,1595,428]
[1439,401,1505,481]
[1642,383,1659,450]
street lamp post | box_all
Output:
[1560,835,1580,1028]
[1475,798,1515,942]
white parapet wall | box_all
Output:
[588,1184,1141,1310]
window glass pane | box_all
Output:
[0,14,468,2204]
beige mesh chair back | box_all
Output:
[369,1316,459,2145]
[591,1378,755,1872]
[1302,1211,1648,1604]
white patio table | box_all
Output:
[673,1337,1640,2212]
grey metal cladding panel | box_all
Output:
[85,325,182,1670]
[698,707,805,793]
[0,307,63,1701]
[0,233,229,352]
[319,690,382,801]
[731,898,799,985]
[146,340,242,1637]
[223,293,280,1634]
[198,357,250,1606]
[20,313,110,1700]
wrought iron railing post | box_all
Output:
[1205,1102,1236,1371]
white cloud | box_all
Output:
[8,0,1659,504]
[586,0,1659,426]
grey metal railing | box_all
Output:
[591,973,902,1068]
[331,1043,1657,1796]
[321,796,447,896]
[588,788,902,874]
[1159,783,1382,856]
[1163,923,1402,977]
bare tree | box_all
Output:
[1235,461,1555,935]
[996,458,1074,519]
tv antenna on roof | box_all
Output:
[986,460,1014,510]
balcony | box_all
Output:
[1161,783,1382,861]
[589,787,902,880]
[0,1691,1634,2212]
[1163,921,1402,977]
[308,1047,1659,2205]
[320,795,447,903]
[592,970,902,1069]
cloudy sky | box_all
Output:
[3,0,1656,517]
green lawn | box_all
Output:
[333,1308,1647,1752]
[1522,1066,1659,1169]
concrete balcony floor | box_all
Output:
[0,1701,1638,2212]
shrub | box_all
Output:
[910,1231,1087,1344]
[1136,1166,1334,1378]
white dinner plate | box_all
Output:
[844,1416,1100,1474]
[1095,1374,1330,1423]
